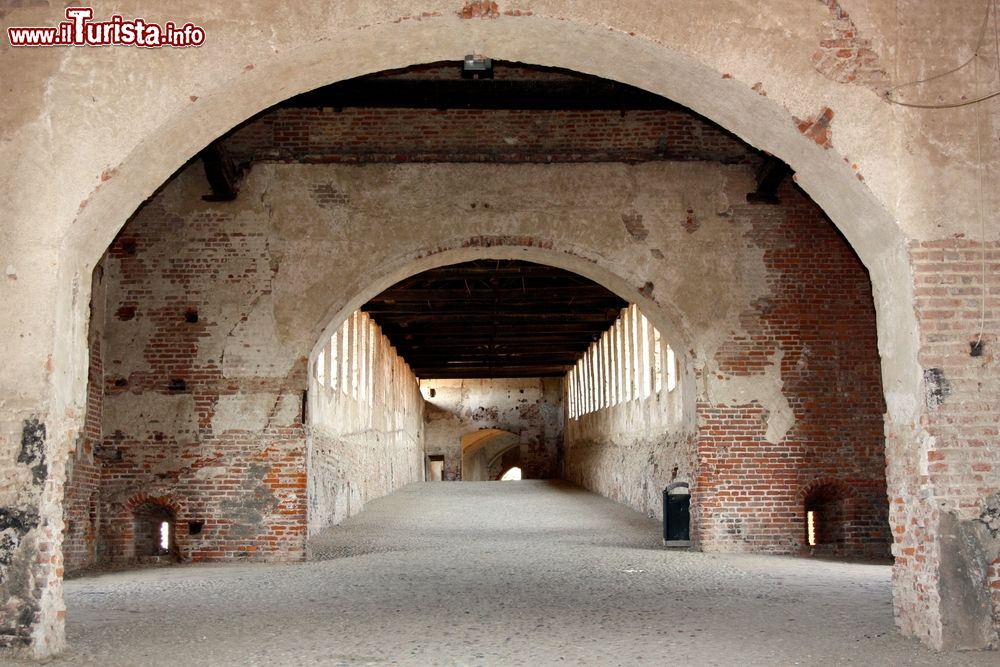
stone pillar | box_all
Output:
[890,240,1000,650]
[0,246,85,657]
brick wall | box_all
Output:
[906,239,1000,642]
[87,201,308,567]
[695,182,890,558]
[910,240,999,507]
[224,106,754,165]
[811,0,889,89]
[62,267,105,573]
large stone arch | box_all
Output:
[1,1,937,657]
[303,234,700,514]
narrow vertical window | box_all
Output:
[566,368,576,419]
[368,321,376,405]
[653,328,663,394]
[330,331,339,391]
[640,312,651,399]
[630,306,640,400]
[622,309,632,402]
[666,345,677,392]
[349,313,359,399]
[601,330,612,408]
[340,318,350,395]
[612,317,628,403]
[357,314,366,402]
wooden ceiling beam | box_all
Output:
[363,259,627,379]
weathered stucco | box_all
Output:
[565,383,691,522]
[307,316,424,536]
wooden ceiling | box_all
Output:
[362,260,627,378]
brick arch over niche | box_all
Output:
[5,1,976,658]
[801,480,857,553]
[103,494,185,564]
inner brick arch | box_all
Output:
[303,243,700,512]
[304,243,699,502]
[13,5,931,657]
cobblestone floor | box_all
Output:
[4,481,995,666]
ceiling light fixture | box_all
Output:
[462,54,493,79]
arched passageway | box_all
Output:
[461,430,520,483]
[2,1,996,657]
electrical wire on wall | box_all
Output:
[887,0,997,354]
[885,0,1000,109]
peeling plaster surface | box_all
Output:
[212,394,298,434]
[565,387,691,521]
[103,394,199,446]
[704,350,794,445]
[422,378,564,480]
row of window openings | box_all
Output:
[568,304,677,419]
[313,310,409,404]
[312,305,675,417]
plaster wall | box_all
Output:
[307,314,424,536]
[422,378,564,480]
[565,383,690,522]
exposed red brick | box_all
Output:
[696,181,889,559]
[795,107,835,149]
[812,0,889,89]
[458,1,499,19]
[223,106,756,165]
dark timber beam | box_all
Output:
[362,259,628,379]
[746,155,792,204]
[280,78,680,111]
[200,142,246,201]
[416,368,570,379]
[364,310,623,321]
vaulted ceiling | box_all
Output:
[362,260,627,378]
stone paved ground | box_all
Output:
[3,481,996,666]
